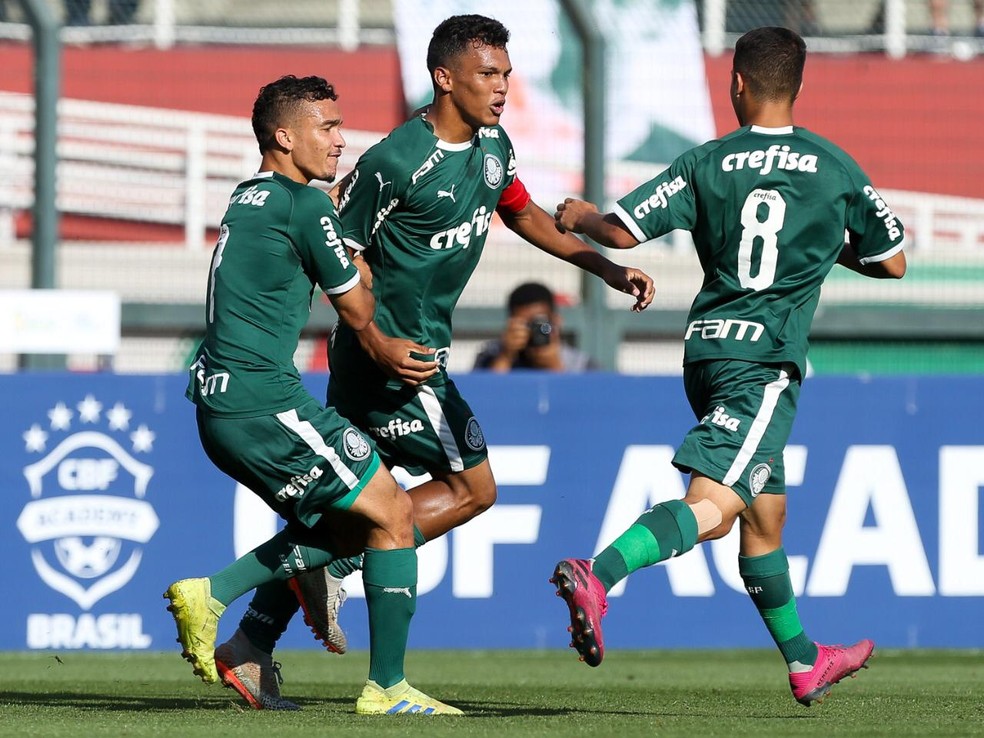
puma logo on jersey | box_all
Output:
[374,171,392,190]
[383,587,413,598]
[437,184,456,202]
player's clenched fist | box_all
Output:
[554,198,599,234]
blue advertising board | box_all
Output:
[1,372,981,652]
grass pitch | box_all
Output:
[0,649,982,737]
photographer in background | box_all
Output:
[473,282,597,372]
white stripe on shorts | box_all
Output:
[416,385,464,472]
[722,368,790,488]
[276,408,360,490]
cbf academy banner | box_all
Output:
[393,0,716,202]
[1,373,982,652]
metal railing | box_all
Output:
[0,91,385,249]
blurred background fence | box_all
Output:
[1,0,982,374]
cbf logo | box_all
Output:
[16,394,159,648]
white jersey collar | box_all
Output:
[435,138,472,152]
[750,125,794,135]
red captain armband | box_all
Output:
[496,176,531,215]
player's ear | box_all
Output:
[433,65,453,94]
[274,126,293,152]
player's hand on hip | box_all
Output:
[353,253,373,289]
[382,339,439,386]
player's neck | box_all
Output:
[259,152,308,185]
[743,102,794,129]
[424,103,477,145]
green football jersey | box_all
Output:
[332,115,518,385]
[187,171,360,417]
[614,125,905,377]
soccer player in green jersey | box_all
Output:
[163,75,461,716]
[550,27,906,707]
[215,13,655,691]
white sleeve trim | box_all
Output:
[343,237,366,253]
[858,238,905,265]
[612,203,648,243]
[321,271,361,296]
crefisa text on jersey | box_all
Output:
[721,144,819,176]
[863,185,903,241]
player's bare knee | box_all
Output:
[390,487,414,527]
[366,478,414,547]
[470,480,497,514]
[448,466,497,518]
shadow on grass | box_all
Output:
[0,690,260,711]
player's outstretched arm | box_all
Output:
[554,198,640,250]
[331,283,439,385]
[500,200,654,312]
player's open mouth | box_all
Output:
[491,102,505,115]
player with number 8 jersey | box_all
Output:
[551,27,905,708]
[612,127,903,379]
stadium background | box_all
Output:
[0,0,982,653]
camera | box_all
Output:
[527,316,553,348]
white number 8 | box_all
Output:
[737,189,786,291]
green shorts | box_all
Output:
[195,398,380,528]
[327,373,488,476]
[673,359,801,507]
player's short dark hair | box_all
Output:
[427,14,510,73]
[733,27,806,103]
[251,75,338,153]
[508,282,555,313]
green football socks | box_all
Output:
[739,547,818,670]
[363,547,418,689]
[591,499,699,591]
[326,525,425,579]
[240,580,300,654]
[208,528,335,606]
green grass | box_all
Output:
[1,649,982,737]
